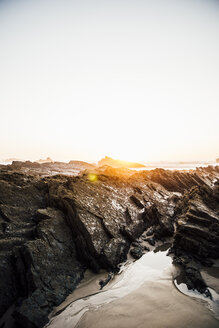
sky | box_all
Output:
[0,0,219,162]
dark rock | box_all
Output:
[171,185,219,260]
[131,241,141,247]
[12,207,84,328]
[130,246,144,259]
[129,195,144,209]
[0,172,85,328]
[146,227,154,236]
[148,168,208,192]
[171,182,219,295]
[0,163,218,327]
[146,237,156,246]
[99,272,114,289]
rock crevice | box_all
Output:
[0,164,218,327]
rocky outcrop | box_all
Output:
[170,180,219,295]
[9,160,96,177]
[45,173,173,271]
[98,156,145,168]
[146,168,209,192]
[0,171,46,319]
[0,172,84,328]
[13,208,84,328]
[0,163,218,327]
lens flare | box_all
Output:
[88,173,98,182]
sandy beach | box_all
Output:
[46,248,219,328]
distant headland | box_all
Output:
[98,156,145,168]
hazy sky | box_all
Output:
[0,0,219,162]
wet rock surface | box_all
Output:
[0,163,218,327]
[170,179,219,295]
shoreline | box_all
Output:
[0,163,218,327]
[46,247,219,328]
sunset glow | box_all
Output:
[0,0,219,162]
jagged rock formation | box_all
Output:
[1,160,97,177]
[0,163,218,327]
[169,180,219,295]
[0,171,84,327]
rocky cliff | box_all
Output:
[0,163,218,327]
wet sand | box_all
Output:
[201,266,219,294]
[46,249,219,328]
[77,280,219,328]
[49,270,110,318]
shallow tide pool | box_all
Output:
[46,246,219,328]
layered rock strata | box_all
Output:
[170,181,219,295]
[0,163,218,327]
